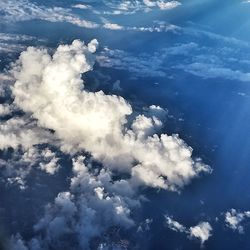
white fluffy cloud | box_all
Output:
[102,0,181,14]
[39,148,60,175]
[0,117,51,150]
[165,216,212,245]
[189,222,212,245]
[4,39,211,249]
[0,0,180,33]
[10,156,139,249]
[225,209,250,233]
[103,22,124,30]
[11,39,211,191]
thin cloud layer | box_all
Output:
[0,0,180,34]
[11,39,211,191]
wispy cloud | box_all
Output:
[0,0,99,28]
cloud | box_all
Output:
[4,39,211,249]
[101,0,181,15]
[0,117,51,150]
[39,148,60,175]
[225,209,250,233]
[189,222,212,245]
[156,1,182,10]
[0,0,99,29]
[11,39,211,191]
[176,62,250,82]
[165,216,212,246]
[100,17,179,33]
[0,104,14,116]
[103,23,124,30]
[0,145,60,189]
[96,47,167,78]
[71,4,91,10]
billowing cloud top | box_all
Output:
[2,38,212,249]
[11,39,211,191]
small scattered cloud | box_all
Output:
[165,215,212,246]
[225,209,250,234]
[103,22,124,30]
[1,0,99,29]
[71,4,91,10]
[101,0,181,15]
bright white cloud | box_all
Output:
[157,1,181,10]
[165,216,212,245]
[39,148,60,175]
[225,209,250,233]
[189,222,212,245]
[11,39,211,191]
[1,0,99,29]
[0,145,60,189]
[0,33,45,54]
[5,39,211,249]
[0,0,180,33]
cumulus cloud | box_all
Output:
[10,156,139,249]
[144,0,181,10]
[189,222,212,245]
[0,145,60,189]
[0,104,14,116]
[39,148,60,175]
[225,209,250,233]
[165,216,212,246]
[4,39,211,249]
[11,39,211,191]
[71,4,91,10]
[0,117,52,150]
[164,216,187,233]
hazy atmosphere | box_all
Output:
[1,1,250,249]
